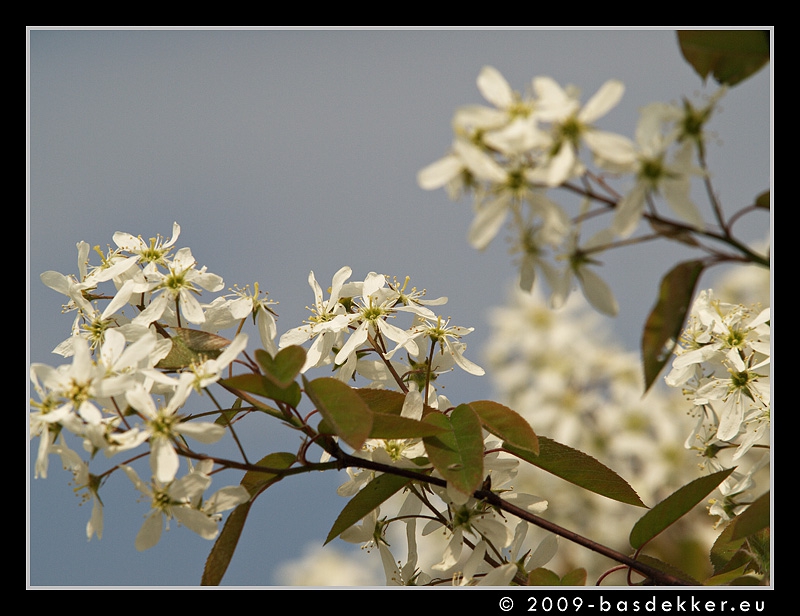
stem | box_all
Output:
[174,296,183,328]
[367,331,409,394]
[205,388,250,465]
[477,489,689,585]
[562,175,770,268]
[696,146,728,232]
[424,341,436,406]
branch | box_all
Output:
[334,452,692,586]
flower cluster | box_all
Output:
[665,288,770,524]
[269,267,556,586]
[337,443,551,586]
[418,66,721,317]
[484,283,703,578]
[30,223,267,548]
[30,223,488,563]
[278,267,483,394]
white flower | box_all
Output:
[126,376,225,483]
[40,240,139,320]
[610,107,704,238]
[550,229,619,317]
[424,499,514,572]
[532,76,630,185]
[30,335,133,427]
[333,272,422,369]
[279,266,354,372]
[339,507,406,585]
[186,332,249,391]
[49,438,104,541]
[112,222,182,267]
[452,541,517,586]
[124,465,215,551]
[202,283,278,353]
[409,316,484,376]
[694,349,770,442]
[666,291,770,443]
[132,247,224,327]
[707,454,769,526]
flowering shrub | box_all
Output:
[29,31,770,586]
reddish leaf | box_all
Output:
[423,406,484,495]
[642,260,704,392]
[469,400,539,455]
[303,376,373,450]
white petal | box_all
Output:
[453,140,507,184]
[662,177,704,230]
[445,339,485,376]
[612,182,648,238]
[335,321,369,365]
[477,563,517,586]
[583,131,637,167]
[87,499,103,540]
[173,506,219,540]
[576,267,619,317]
[178,290,206,324]
[417,154,464,190]
[176,421,226,444]
[203,486,251,514]
[533,76,576,121]
[468,194,511,250]
[279,325,313,348]
[526,533,559,570]
[579,80,624,123]
[132,293,169,327]
[151,438,180,484]
[401,390,423,421]
[123,465,150,495]
[135,511,164,551]
[328,266,353,305]
[545,142,577,186]
[477,66,514,109]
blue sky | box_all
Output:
[27,27,771,587]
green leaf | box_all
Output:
[369,413,448,440]
[303,376,373,450]
[709,521,749,575]
[214,397,244,426]
[221,373,302,407]
[755,190,770,210]
[240,452,297,496]
[707,494,770,581]
[630,468,735,549]
[423,405,485,495]
[560,568,588,586]
[355,388,438,417]
[678,30,770,86]
[527,568,561,586]
[469,400,539,455]
[324,472,413,545]
[704,563,754,586]
[202,500,253,586]
[355,388,407,415]
[156,328,231,370]
[642,260,705,392]
[505,437,645,507]
[201,452,295,586]
[354,389,446,439]
[729,491,770,540]
[528,567,588,586]
[255,345,306,388]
